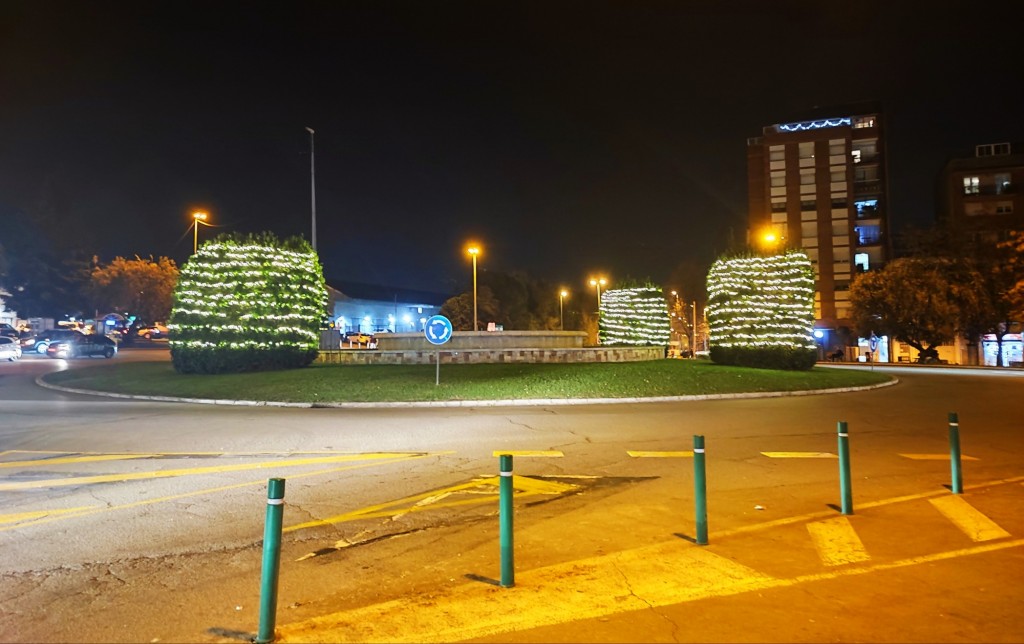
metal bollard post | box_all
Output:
[499,453,515,587]
[693,435,708,545]
[948,412,963,494]
[256,478,286,644]
[837,421,853,515]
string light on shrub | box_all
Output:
[706,251,816,369]
[168,234,327,374]
[598,286,671,346]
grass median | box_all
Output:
[42,359,892,404]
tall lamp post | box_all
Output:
[559,289,568,330]
[192,211,208,254]
[305,127,317,251]
[467,244,481,331]
[589,277,606,346]
[692,300,698,358]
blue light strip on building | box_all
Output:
[778,117,852,132]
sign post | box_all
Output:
[424,315,453,385]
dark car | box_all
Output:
[46,333,118,359]
[0,323,19,338]
[24,329,85,354]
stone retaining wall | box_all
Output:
[316,346,664,365]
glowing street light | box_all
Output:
[589,277,607,308]
[467,244,481,331]
[192,211,209,254]
[559,289,568,330]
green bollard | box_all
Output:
[949,412,963,494]
[499,454,515,587]
[693,435,708,545]
[837,421,853,515]
[256,478,286,644]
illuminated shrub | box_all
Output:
[706,252,816,370]
[168,233,327,374]
[599,286,671,346]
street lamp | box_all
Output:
[589,277,606,309]
[192,211,208,254]
[467,244,481,331]
[305,127,317,251]
[559,289,568,330]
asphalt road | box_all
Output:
[0,351,1021,643]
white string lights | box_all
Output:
[168,237,327,373]
[706,252,816,351]
[599,286,671,346]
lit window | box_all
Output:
[963,177,980,195]
[798,142,815,159]
[770,171,786,187]
[854,253,869,272]
[853,116,875,128]
[854,199,878,217]
[995,174,1011,194]
[800,168,815,185]
[769,145,785,161]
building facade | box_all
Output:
[937,142,1024,243]
[747,105,891,344]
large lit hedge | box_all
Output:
[706,251,816,370]
[168,233,326,374]
[599,286,671,346]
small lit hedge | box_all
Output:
[706,251,816,370]
[168,233,326,374]
[599,285,671,346]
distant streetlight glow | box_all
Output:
[192,211,208,254]
[559,289,569,330]
[467,244,481,331]
[588,277,607,308]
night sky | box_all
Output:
[3,1,1023,297]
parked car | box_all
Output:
[135,323,170,340]
[46,333,118,359]
[0,336,22,361]
[344,331,373,347]
[26,329,85,354]
[0,323,19,338]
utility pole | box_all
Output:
[305,127,317,251]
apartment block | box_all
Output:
[937,142,1024,243]
[747,104,890,330]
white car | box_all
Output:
[0,336,22,361]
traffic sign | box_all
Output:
[425,315,453,345]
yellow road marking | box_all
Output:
[929,495,1011,541]
[0,455,433,532]
[0,454,159,468]
[0,452,428,491]
[761,452,837,458]
[490,450,563,457]
[276,536,1024,643]
[0,506,99,524]
[806,516,870,566]
[627,450,694,457]
[285,475,578,533]
[900,453,979,460]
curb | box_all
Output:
[33,373,900,409]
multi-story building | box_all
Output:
[937,142,1024,243]
[747,103,891,342]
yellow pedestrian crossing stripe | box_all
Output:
[928,495,1010,541]
[761,452,837,458]
[0,452,432,491]
[806,516,870,566]
[900,454,979,460]
[627,451,694,458]
[490,450,563,457]
[285,475,578,533]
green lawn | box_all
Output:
[42,360,892,403]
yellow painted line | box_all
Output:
[0,455,433,532]
[0,506,99,524]
[627,451,694,458]
[0,454,159,468]
[0,452,429,491]
[929,495,1011,541]
[900,453,979,461]
[490,450,563,457]
[276,536,1024,643]
[761,452,837,458]
[806,516,870,566]
[286,475,578,533]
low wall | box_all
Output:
[316,345,664,365]
[375,330,588,351]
